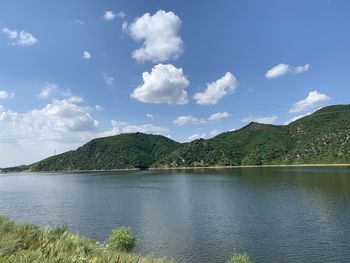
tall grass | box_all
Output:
[0,216,168,263]
[0,216,254,263]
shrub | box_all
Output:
[105,227,137,252]
[227,253,252,263]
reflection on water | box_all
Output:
[1,167,350,263]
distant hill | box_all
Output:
[5,105,350,172]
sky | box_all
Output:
[1,0,350,167]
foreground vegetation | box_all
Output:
[0,216,252,263]
[18,104,350,172]
[0,216,166,263]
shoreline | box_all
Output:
[4,163,350,173]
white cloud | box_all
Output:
[289,90,330,113]
[0,98,98,143]
[116,11,126,18]
[38,84,58,99]
[95,105,103,111]
[0,95,102,167]
[122,21,128,32]
[284,111,313,125]
[173,115,205,126]
[2,27,38,46]
[104,11,116,21]
[242,115,278,124]
[188,133,206,141]
[210,129,220,136]
[194,72,237,105]
[82,51,92,59]
[131,64,189,104]
[146,113,154,119]
[208,111,229,121]
[2,28,17,39]
[292,64,310,74]
[105,120,168,136]
[146,113,159,120]
[103,73,114,86]
[265,63,310,79]
[74,19,85,25]
[229,128,236,132]
[0,90,14,99]
[128,10,183,62]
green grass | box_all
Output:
[0,216,254,263]
[0,216,168,263]
[227,253,252,263]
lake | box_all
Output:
[1,167,350,262]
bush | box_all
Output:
[105,227,137,252]
[227,253,253,263]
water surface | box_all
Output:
[1,167,350,262]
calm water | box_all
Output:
[1,168,350,262]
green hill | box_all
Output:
[8,104,350,172]
[30,133,181,171]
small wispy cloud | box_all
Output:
[242,115,278,124]
[74,19,85,25]
[173,115,206,126]
[188,133,206,141]
[95,105,103,111]
[0,90,15,99]
[38,84,58,99]
[104,11,125,21]
[265,63,310,79]
[2,27,38,46]
[82,51,92,60]
[103,73,114,86]
[208,111,229,121]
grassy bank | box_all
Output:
[0,216,253,263]
[0,216,167,263]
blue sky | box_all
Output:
[1,0,350,166]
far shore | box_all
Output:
[3,163,350,173]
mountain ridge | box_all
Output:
[4,104,350,172]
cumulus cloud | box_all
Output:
[0,97,98,144]
[0,95,102,167]
[173,115,205,126]
[103,73,114,86]
[82,51,92,59]
[289,90,330,113]
[2,27,38,46]
[188,133,206,141]
[242,115,278,124]
[131,64,189,104]
[208,111,229,121]
[38,84,58,99]
[0,93,172,166]
[128,10,183,62]
[194,72,237,105]
[265,63,310,79]
[0,90,14,99]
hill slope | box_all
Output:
[31,133,181,171]
[13,104,350,171]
